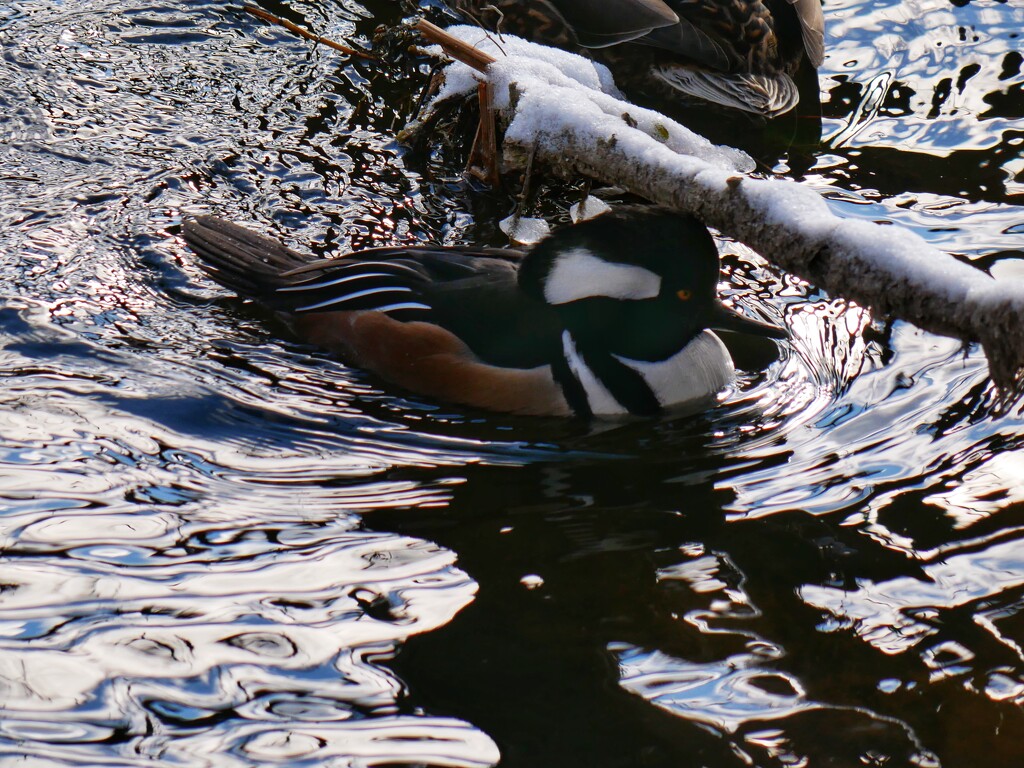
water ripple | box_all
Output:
[1,0,1024,765]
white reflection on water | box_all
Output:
[721,323,993,520]
[0,534,474,691]
[0,718,500,768]
[612,545,939,766]
[802,535,1024,660]
[811,0,1024,261]
[824,0,1023,154]
[0,0,1023,764]
[614,644,812,733]
[615,548,814,735]
[925,450,1024,529]
[0,527,493,764]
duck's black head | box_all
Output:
[519,207,785,362]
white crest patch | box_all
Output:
[544,248,662,305]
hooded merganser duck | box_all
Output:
[182,209,785,417]
[448,0,825,116]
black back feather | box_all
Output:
[182,215,563,368]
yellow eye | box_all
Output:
[677,289,692,301]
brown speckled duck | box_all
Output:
[448,0,825,116]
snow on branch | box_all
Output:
[414,21,1024,396]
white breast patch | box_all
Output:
[614,331,734,409]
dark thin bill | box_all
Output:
[709,301,788,339]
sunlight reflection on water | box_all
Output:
[1,0,1024,765]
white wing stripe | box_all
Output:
[295,286,415,312]
[278,272,398,292]
[283,259,424,279]
[370,302,433,313]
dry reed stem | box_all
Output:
[241,5,377,61]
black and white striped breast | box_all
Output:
[557,329,736,416]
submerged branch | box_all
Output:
[241,5,377,61]
[415,24,1024,396]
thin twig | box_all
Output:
[517,142,538,214]
[412,62,448,122]
[482,4,507,39]
[415,20,501,186]
[454,4,508,55]
[241,5,377,61]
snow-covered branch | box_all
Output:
[415,22,1024,395]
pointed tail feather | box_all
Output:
[183,215,436,319]
[182,215,314,301]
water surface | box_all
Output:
[1,0,1023,765]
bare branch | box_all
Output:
[415,19,495,72]
[241,5,377,61]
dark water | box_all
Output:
[1,0,1023,765]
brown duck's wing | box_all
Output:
[646,0,779,72]
[292,310,571,416]
[548,0,679,47]
[281,260,564,371]
[633,17,732,71]
[279,242,565,370]
[654,66,799,115]
[787,0,825,67]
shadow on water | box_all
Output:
[1,0,1024,766]
[379,459,932,767]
